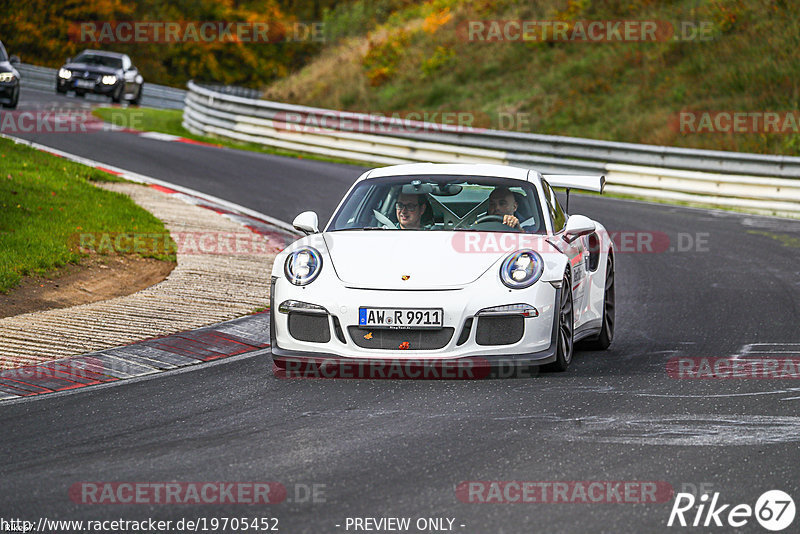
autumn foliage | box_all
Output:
[0,0,320,88]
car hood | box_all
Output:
[64,62,120,75]
[321,231,555,289]
[0,61,16,74]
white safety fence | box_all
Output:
[183,81,800,217]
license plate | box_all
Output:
[75,80,95,88]
[359,307,443,329]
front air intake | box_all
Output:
[288,313,331,343]
[475,316,523,346]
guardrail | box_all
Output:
[16,63,186,109]
[183,80,800,216]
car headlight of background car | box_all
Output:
[500,250,544,289]
[101,75,117,85]
[0,72,15,82]
[284,247,323,286]
[58,68,72,79]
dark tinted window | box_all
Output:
[74,52,123,69]
[327,175,546,233]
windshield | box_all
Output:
[73,53,122,69]
[0,42,8,62]
[327,175,546,233]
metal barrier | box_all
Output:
[16,63,186,110]
[182,80,800,216]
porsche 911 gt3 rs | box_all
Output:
[270,163,615,373]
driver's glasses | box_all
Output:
[395,202,418,212]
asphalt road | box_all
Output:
[7,88,365,224]
[2,89,800,533]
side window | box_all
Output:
[542,181,566,232]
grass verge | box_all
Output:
[0,137,176,293]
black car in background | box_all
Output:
[56,50,143,105]
[0,40,20,109]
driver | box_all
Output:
[395,193,427,229]
[487,187,520,229]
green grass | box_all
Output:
[747,230,800,248]
[264,0,800,157]
[92,108,369,167]
[0,137,175,293]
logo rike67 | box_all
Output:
[668,490,795,531]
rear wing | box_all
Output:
[542,174,606,193]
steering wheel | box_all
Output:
[474,214,505,224]
[372,209,396,229]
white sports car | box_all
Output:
[270,163,614,374]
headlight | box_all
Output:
[0,72,15,82]
[284,247,322,286]
[101,75,117,85]
[58,68,72,79]
[499,250,544,289]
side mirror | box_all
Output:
[9,55,20,64]
[292,211,319,235]
[563,214,596,242]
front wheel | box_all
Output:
[111,85,122,103]
[584,255,615,350]
[543,271,574,372]
[2,87,18,109]
[129,86,142,106]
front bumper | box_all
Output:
[58,77,120,95]
[270,275,560,367]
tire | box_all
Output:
[583,255,615,350]
[2,87,18,109]
[56,84,67,95]
[129,85,142,106]
[74,91,85,98]
[543,270,574,372]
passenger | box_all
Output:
[395,193,427,229]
